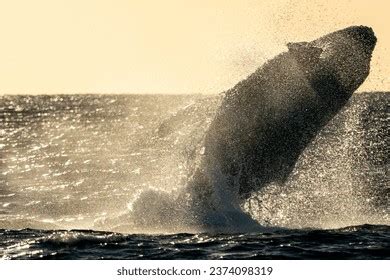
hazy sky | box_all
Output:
[0,0,389,94]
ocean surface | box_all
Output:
[0,93,389,259]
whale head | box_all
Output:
[288,26,377,100]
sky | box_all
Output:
[0,0,389,94]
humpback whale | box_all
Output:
[182,26,377,224]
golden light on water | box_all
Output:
[0,0,389,94]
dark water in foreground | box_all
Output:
[1,225,389,259]
[0,93,389,259]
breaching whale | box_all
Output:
[181,26,377,226]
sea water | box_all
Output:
[0,93,388,259]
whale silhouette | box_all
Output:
[179,26,377,226]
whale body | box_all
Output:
[184,26,377,222]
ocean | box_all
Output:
[0,93,389,259]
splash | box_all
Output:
[244,93,389,229]
[96,93,388,233]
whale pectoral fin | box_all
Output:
[287,42,323,69]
